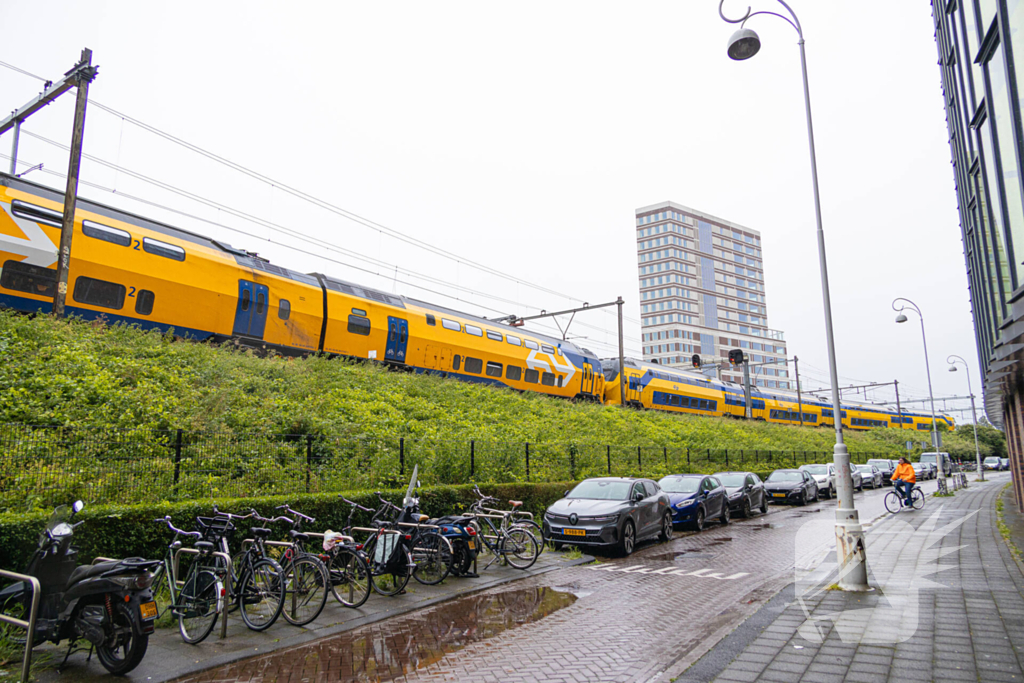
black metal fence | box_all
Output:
[0,424,897,511]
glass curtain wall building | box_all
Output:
[930,0,1024,506]
[636,201,791,389]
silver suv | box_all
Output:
[799,463,836,499]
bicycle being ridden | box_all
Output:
[886,457,925,513]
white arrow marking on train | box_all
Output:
[549,351,577,387]
[0,202,58,267]
[526,350,551,373]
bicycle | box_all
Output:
[375,493,454,586]
[152,516,227,644]
[884,483,925,513]
[468,494,540,570]
[203,508,285,631]
[324,498,374,608]
[354,498,414,597]
[248,507,329,626]
[472,484,545,554]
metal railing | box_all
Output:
[0,569,41,683]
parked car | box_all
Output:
[984,456,1002,470]
[658,474,730,530]
[855,464,884,489]
[1000,458,1011,471]
[923,462,938,479]
[920,452,953,476]
[867,458,897,485]
[799,464,836,499]
[764,469,819,506]
[847,463,864,492]
[543,477,672,556]
[911,462,932,481]
[713,471,768,517]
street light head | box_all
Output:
[895,312,908,324]
[948,365,957,372]
[727,28,761,61]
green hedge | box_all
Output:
[0,482,575,571]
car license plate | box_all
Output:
[139,601,158,621]
[564,528,586,537]
[772,493,786,498]
[467,539,475,550]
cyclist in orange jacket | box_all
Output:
[891,457,916,508]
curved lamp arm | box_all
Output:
[892,297,922,318]
[719,0,801,35]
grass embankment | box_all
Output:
[0,310,997,509]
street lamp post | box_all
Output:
[719,0,869,591]
[893,298,948,493]
[948,354,984,481]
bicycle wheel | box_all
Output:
[238,558,285,631]
[911,488,926,510]
[883,491,901,514]
[501,528,539,570]
[281,556,329,626]
[412,532,453,586]
[177,569,221,644]
[328,549,371,608]
[513,520,546,555]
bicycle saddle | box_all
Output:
[509,500,523,508]
[288,530,309,542]
[251,527,272,538]
[194,540,215,553]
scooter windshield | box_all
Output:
[41,505,73,544]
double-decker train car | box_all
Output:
[0,173,604,402]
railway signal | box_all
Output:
[691,354,701,369]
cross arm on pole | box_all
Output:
[0,57,98,136]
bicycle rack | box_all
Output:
[172,547,233,640]
[0,569,41,683]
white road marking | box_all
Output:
[588,564,750,581]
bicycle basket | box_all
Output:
[195,516,235,544]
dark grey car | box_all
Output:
[543,477,672,556]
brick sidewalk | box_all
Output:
[695,478,1024,683]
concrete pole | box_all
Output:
[9,120,20,175]
[617,296,626,408]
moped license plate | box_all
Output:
[139,601,158,621]
[467,539,475,550]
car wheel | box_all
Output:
[620,520,636,556]
[812,487,819,503]
[692,508,705,532]
[798,491,806,506]
[659,513,673,542]
[721,505,730,525]
[828,485,834,499]
[741,498,751,518]
[857,481,863,492]
[760,495,768,514]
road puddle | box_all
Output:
[174,586,576,683]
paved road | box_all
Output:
[173,477,913,683]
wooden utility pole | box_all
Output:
[52,48,98,318]
[895,379,903,429]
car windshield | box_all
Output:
[566,480,631,500]
[855,465,872,472]
[716,474,746,487]
[767,471,803,482]
[920,454,936,462]
[802,465,828,475]
[985,457,999,463]
[867,460,888,467]
[658,477,700,493]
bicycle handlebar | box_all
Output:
[211,505,253,521]
[339,496,374,513]
[275,504,314,522]
[154,516,202,539]
[249,509,295,525]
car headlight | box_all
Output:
[676,499,695,508]
[587,515,618,523]
[728,491,743,499]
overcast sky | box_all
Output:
[0,1,985,422]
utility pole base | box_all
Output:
[834,509,871,591]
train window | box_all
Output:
[486,330,503,342]
[506,335,522,346]
[486,361,502,378]
[72,276,126,310]
[541,372,555,386]
[83,220,131,247]
[347,315,370,336]
[142,237,186,261]
[442,318,461,332]
[465,357,483,374]
[452,355,462,371]
[557,375,563,387]
[352,308,367,316]
[0,260,56,297]
[465,324,483,337]
[135,289,155,315]
[525,340,539,350]
[541,344,555,354]
[256,292,266,315]
[426,314,436,326]
[506,366,522,381]
[241,289,251,311]
[279,299,291,320]
[11,200,62,228]
[524,368,539,384]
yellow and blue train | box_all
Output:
[0,172,952,431]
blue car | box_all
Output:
[658,474,730,531]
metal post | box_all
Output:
[742,358,753,419]
[172,428,183,495]
[9,120,20,175]
[400,437,405,476]
[306,434,313,493]
[895,380,903,430]
[53,48,96,318]
[525,442,530,481]
[795,356,804,426]
[637,446,642,472]
[664,446,668,468]
[470,439,475,478]
[617,297,626,408]
[725,449,729,467]
[687,448,690,466]
[607,445,612,474]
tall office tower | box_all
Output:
[929,0,1024,506]
[636,201,791,389]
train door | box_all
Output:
[626,372,643,406]
[385,317,409,363]
[233,280,270,338]
[581,362,596,396]
[424,345,451,371]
